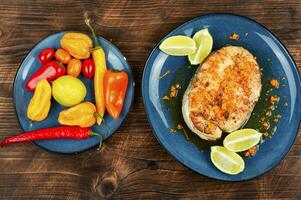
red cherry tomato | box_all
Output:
[38,48,55,64]
[82,59,95,79]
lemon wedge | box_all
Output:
[211,146,245,175]
[159,35,196,56]
[188,28,213,65]
[223,129,262,152]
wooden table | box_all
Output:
[0,0,300,199]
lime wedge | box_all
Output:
[188,28,213,65]
[223,129,262,152]
[159,36,197,56]
[211,146,245,175]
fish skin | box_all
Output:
[182,46,262,140]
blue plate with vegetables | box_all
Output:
[142,13,301,181]
[4,19,134,153]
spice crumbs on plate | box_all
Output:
[265,110,272,117]
[270,79,279,88]
[177,124,183,130]
[270,95,280,104]
[263,122,270,130]
[229,33,239,41]
[162,95,170,100]
[245,146,257,157]
[169,83,181,98]
[168,128,176,133]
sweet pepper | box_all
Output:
[26,60,66,92]
[58,102,100,128]
[85,19,106,125]
[27,79,51,121]
[104,70,128,119]
[60,33,93,59]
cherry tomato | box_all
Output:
[67,59,82,77]
[55,49,71,64]
[38,48,55,64]
[82,59,95,79]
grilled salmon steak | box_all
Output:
[182,46,262,140]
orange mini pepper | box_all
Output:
[55,48,71,64]
[60,33,92,59]
[104,70,128,119]
[58,102,100,128]
[67,58,82,77]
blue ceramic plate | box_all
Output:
[142,13,301,181]
[13,32,134,154]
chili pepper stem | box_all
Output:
[89,131,99,137]
[89,130,103,150]
[97,134,103,150]
[93,113,110,134]
[89,47,101,53]
[84,18,101,48]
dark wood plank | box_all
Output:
[0,0,300,199]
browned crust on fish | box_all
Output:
[183,46,261,140]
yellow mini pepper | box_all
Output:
[27,79,51,121]
[60,33,93,59]
[58,102,98,128]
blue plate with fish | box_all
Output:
[142,13,301,181]
[13,32,135,154]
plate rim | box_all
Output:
[141,12,301,181]
[12,31,135,154]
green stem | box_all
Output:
[56,61,64,67]
[97,134,103,150]
[84,18,100,48]
[89,131,99,137]
[89,131,103,150]
[93,113,110,134]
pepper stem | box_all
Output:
[89,131,99,137]
[57,61,64,67]
[94,113,110,135]
[98,134,102,150]
[89,131,103,150]
[84,18,100,48]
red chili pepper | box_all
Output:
[38,48,55,64]
[82,58,95,79]
[104,70,128,119]
[0,126,101,148]
[26,60,66,92]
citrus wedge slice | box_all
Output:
[223,129,262,152]
[211,146,245,175]
[159,35,196,56]
[188,28,213,65]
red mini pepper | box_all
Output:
[104,70,128,119]
[38,48,55,64]
[0,126,101,148]
[26,60,66,92]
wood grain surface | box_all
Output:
[0,0,300,199]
